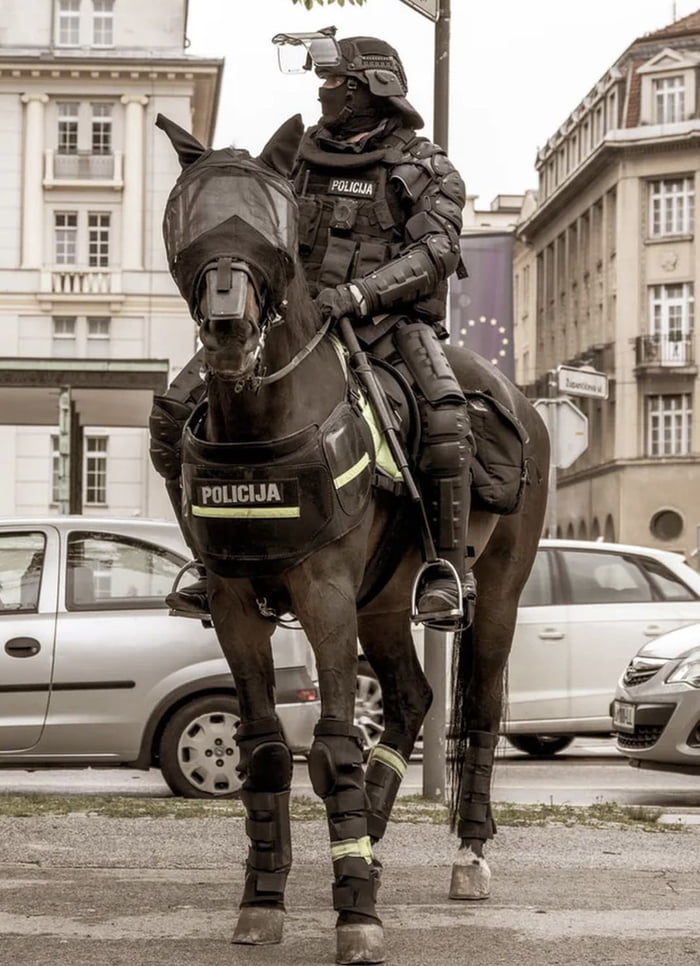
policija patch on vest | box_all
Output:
[328,177,377,198]
[192,479,300,518]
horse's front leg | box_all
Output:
[208,574,293,945]
[287,558,385,966]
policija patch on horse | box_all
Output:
[328,177,376,198]
[192,480,300,518]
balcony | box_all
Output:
[44,149,124,189]
[634,333,695,372]
[37,267,124,312]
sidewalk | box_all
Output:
[0,810,698,966]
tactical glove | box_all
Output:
[315,284,364,324]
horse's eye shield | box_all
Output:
[163,162,297,320]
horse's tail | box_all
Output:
[447,624,475,831]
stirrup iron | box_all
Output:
[410,558,463,628]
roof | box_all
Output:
[637,8,700,42]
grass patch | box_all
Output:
[0,793,675,831]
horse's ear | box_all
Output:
[155,113,206,169]
[257,114,305,178]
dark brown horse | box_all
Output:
[157,112,549,965]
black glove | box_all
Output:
[315,284,363,324]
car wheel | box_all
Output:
[506,734,574,757]
[159,694,242,798]
[355,663,384,752]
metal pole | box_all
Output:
[422,0,451,804]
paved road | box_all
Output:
[1,738,698,811]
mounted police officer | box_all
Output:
[151,33,473,630]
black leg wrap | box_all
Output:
[235,717,293,910]
[457,731,499,842]
[308,718,381,925]
[364,743,408,842]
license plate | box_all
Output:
[613,700,636,733]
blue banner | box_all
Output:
[449,233,514,380]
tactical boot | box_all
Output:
[415,567,476,631]
[165,565,211,620]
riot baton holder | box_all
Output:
[337,317,463,627]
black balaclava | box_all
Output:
[318,78,390,138]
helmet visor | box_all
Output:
[272,30,341,75]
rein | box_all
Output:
[217,315,334,394]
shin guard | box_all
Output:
[308,718,380,923]
[364,743,408,842]
[457,730,498,841]
[236,717,293,909]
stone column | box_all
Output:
[120,95,149,270]
[20,92,48,268]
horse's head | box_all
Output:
[157,113,305,380]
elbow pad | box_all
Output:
[352,236,459,315]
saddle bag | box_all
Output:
[465,391,529,516]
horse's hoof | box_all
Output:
[232,906,284,945]
[336,923,385,964]
[449,851,491,900]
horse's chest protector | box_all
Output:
[181,401,374,577]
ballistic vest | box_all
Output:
[292,126,420,298]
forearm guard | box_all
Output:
[350,234,460,317]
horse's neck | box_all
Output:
[205,330,344,443]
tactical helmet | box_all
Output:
[319,36,424,129]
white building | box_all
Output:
[0,0,222,518]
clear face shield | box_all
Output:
[271,28,342,75]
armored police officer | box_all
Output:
[152,34,473,630]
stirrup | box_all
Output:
[410,558,463,629]
[167,560,211,622]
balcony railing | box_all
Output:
[44,149,123,188]
[634,333,694,368]
[39,267,123,297]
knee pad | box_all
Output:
[420,403,472,477]
[394,322,464,405]
[236,717,292,793]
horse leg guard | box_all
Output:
[232,717,293,946]
[364,741,408,843]
[308,718,385,964]
[450,731,498,901]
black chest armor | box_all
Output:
[293,128,419,298]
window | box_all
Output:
[51,435,61,504]
[52,316,76,357]
[0,532,46,614]
[91,103,112,154]
[57,102,79,154]
[653,75,685,123]
[92,0,114,46]
[57,0,80,46]
[563,551,654,605]
[649,283,694,362]
[647,394,692,456]
[87,317,110,357]
[84,436,108,505]
[649,178,695,236]
[54,212,78,265]
[88,212,110,267]
[519,551,553,607]
[66,531,183,610]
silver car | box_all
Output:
[0,517,320,797]
[613,623,700,775]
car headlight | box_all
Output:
[666,653,700,688]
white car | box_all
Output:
[355,539,700,757]
[0,517,321,797]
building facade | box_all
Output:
[0,0,222,518]
[515,10,700,557]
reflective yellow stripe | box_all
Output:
[192,505,301,519]
[333,452,370,490]
[367,744,407,779]
[329,334,349,377]
[330,835,373,864]
[358,394,402,481]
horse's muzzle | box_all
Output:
[199,315,260,378]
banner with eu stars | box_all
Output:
[449,232,515,381]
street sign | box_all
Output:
[557,365,608,400]
[399,0,440,21]
[534,397,588,468]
